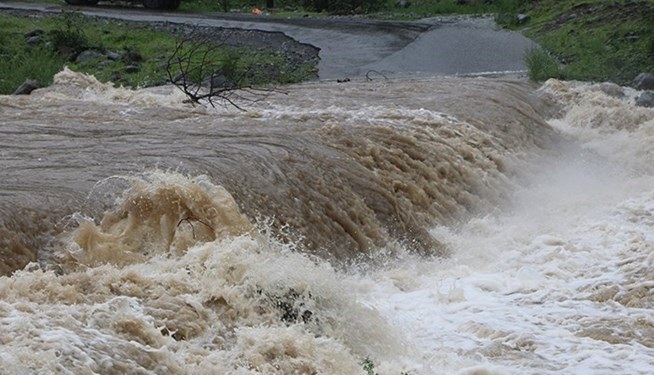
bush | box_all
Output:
[524,46,561,82]
[47,12,92,56]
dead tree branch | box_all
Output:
[166,27,283,110]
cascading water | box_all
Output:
[0,69,652,374]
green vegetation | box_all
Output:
[3,0,652,91]
[0,16,66,93]
[0,11,316,94]
[362,357,378,375]
[360,357,411,375]
[502,0,654,84]
[7,0,529,16]
[524,46,561,82]
[0,45,66,94]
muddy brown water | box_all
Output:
[0,70,560,275]
[4,69,654,375]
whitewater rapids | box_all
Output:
[0,69,653,374]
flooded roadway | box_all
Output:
[0,1,536,79]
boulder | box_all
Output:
[97,60,113,69]
[76,50,105,64]
[624,31,639,42]
[12,80,40,95]
[202,73,236,90]
[598,82,624,98]
[635,91,654,108]
[395,0,411,8]
[105,51,122,61]
[26,36,42,46]
[633,72,654,90]
[24,29,44,38]
[124,50,144,64]
[516,13,530,24]
[124,65,140,74]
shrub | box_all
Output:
[524,45,561,82]
[47,12,92,56]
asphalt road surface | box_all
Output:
[1,2,536,79]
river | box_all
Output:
[0,70,653,374]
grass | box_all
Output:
[0,11,316,94]
[373,0,527,20]
[3,0,652,87]
[0,12,178,93]
[0,45,66,94]
[7,0,526,16]
[504,0,654,84]
[524,46,561,82]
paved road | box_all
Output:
[1,2,536,79]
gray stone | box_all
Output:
[12,80,40,95]
[633,73,654,90]
[395,0,411,8]
[124,65,140,73]
[24,29,44,38]
[202,73,236,90]
[625,31,639,42]
[97,60,113,69]
[635,91,654,108]
[26,36,42,46]
[76,50,105,64]
[105,51,122,61]
[124,50,144,64]
[516,13,530,24]
[598,82,624,98]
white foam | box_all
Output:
[360,81,654,374]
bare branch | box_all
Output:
[165,26,288,110]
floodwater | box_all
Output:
[0,2,535,79]
[1,70,653,374]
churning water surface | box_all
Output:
[0,69,653,374]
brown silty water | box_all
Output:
[0,70,562,374]
[2,71,654,375]
[0,69,560,277]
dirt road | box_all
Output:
[1,2,536,79]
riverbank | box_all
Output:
[2,0,653,95]
[511,0,654,85]
[1,2,538,93]
[0,8,320,94]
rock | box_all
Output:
[76,50,105,63]
[12,80,40,95]
[171,73,186,84]
[598,82,624,98]
[516,13,530,24]
[124,50,144,64]
[635,91,654,108]
[26,36,42,46]
[395,0,411,8]
[97,60,113,69]
[24,29,44,38]
[202,73,236,90]
[105,51,122,61]
[253,62,281,82]
[624,31,639,42]
[124,65,140,74]
[633,73,654,90]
